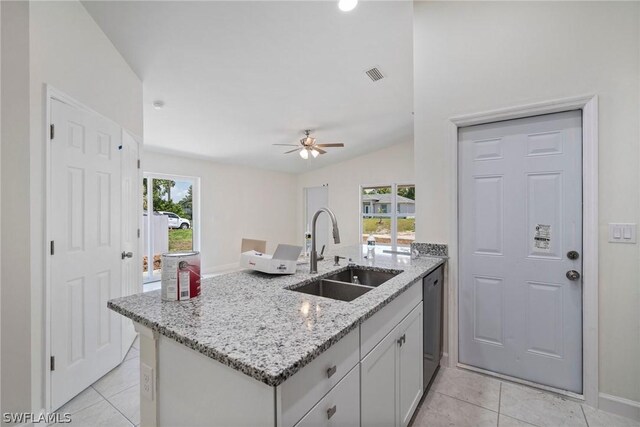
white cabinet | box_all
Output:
[398,303,423,427]
[361,303,423,427]
[295,365,360,427]
[361,324,398,427]
[279,328,359,427]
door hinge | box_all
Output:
[50,124,55,140]
[50,356,55,371]
[137,159,141,169]
[50,241,55,255]
[137,228,141,238]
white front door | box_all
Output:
[50,99,123,409]
[120,130,141,350]
[458,111,583,393]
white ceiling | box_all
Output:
[83,1,414,174]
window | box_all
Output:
[361,184,415,248]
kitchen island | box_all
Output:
[108,246,445,427]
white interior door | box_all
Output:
[50,99,123,410]
[120,130,141,351]
[458,111,583,393]
[305,186,329,251]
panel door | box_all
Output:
[459,111,583,393]
[120,130,141,351]
[398,303,423,427]
[50,99,123,409]
[361,324,399,427]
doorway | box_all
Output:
[142,173,200,286]
[48,95,131,410]
[458,110,584,393]
[304,185,329,255]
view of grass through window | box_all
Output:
[362,184,415,246]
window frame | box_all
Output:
[359,183,415,249]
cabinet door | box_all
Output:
[361,324,399,427]
[398,303,423,427]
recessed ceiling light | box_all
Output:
[338,0,358,12]
[152,100,165,110]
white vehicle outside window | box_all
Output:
[159,211,191,229]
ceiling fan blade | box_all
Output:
[273,144,299,146]
[283,148,300,154]
[315,143,344,148]
[315,148,327,155]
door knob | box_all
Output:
[121,251,133,260]
[566,270,581,281]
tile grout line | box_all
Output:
[495,384,543,427]
[497,382,503,426]
[61,395,108,418]
[433,390,500,414]
[581,404,590,427]
[92,385,135,426]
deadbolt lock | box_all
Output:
[567,250,580,260]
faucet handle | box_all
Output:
[334,255,346,266]
[348,258,356,266]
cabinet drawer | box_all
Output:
[279,328,359,427]
[294,365,360,427]
[361,279,422,357]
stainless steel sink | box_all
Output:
[323,267,401,287]
[288,279,374,302]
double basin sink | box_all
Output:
[288,266,401,302]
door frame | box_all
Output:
[447,95,598,407]
[44,85,141,411]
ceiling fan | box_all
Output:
[273,130,345,159]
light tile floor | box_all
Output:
[58,344,639,427]
[53,337,141,426]
[411,367,640,427]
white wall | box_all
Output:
[143,150,298,272]
[414,1,640,405]
[296,141,414,250]
[0,0,143,415]
[1,1,32,418]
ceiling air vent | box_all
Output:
[365,67,384,82]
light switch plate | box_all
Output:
[608,223,637,244]
[141,363,154,401]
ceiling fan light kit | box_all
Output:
[338,0,358,12]
[275,130,345,160]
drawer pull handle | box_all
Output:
[327,365,337,378]
[397,334,406,347]
[327,405,337,420]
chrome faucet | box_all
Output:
[310,207,340,274]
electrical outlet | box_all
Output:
[142,363,154,401]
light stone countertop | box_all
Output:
[108,245,445,387]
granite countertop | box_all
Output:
[108,245,445,387]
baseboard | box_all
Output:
[440,352,450,368]
[598,393,640,421]
[202,262,241,276]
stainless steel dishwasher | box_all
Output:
[423,266,443,390]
